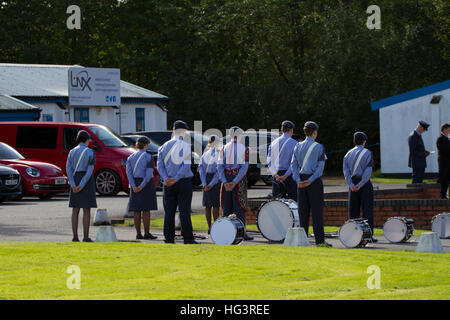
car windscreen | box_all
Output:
[88,126,128,148]
[0,143,25,159]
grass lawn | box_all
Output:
[0,242,448,300]
[123,214,429,236]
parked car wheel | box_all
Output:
[37,194,54,200]
[95,169,121,196]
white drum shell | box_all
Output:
[210,218,242,245]
[432,213,450,239]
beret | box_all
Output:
[173,120,189,130]
[282,120,295,129]
[76,130,91,141]
[304,121,319,131]
[137,136,150,144]
[354,131,368,142]
[419,120,430,131]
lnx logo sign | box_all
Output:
[70,70,92,91]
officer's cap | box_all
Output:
[281,120,295,129]
[354,131,368,144]
[230,126,244,137]
[173,120,190,130]
[419,121,430,131]
[304,121,319,131]
[137,136,150,145]
[76,130,91,141]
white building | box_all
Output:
[0,63,168,134]
[371,80,450,175]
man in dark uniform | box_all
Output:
[267,120,298,200]
[157,120,198,244]
[343,132,377,241]
[437,123,450,199]
[408,121,431,184]
[290,121,331,247]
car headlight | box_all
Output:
[26,167,40,178]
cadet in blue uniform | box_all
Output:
[218,126,253,240]
[343,132,377,241]
[436,123,450,199]
[126,136,158,240]
[267,120,298,200]
[198,135,221,234]
[157,120,197,244]
[408,121,431,183]
[291,121,331,247]
[66,130,97,242]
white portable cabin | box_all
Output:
[0,63,168,134]
[371,80,450,175]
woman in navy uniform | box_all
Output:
[66,130,97,242]
[126,136,158,240]
[198,135,221,234]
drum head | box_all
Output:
[258,201,294,241]
[210,218,237,245]
[383,218,407,243]
[339,222,363,248]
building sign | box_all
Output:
[68,67,120,106]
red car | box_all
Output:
[0,142,68,200]
[0,122,159,196]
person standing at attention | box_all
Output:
[66,130,97,242]
[343,132,377,242]
[290,121,331,247]
[267,120,298,200]
[436,123,450,198]
[408,121,431,184]
[126,136,158,240]
[198,135,222,234]
[157,120,198,244]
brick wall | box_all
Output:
[247,198,450,230]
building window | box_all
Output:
[136,108,145,132]
[74,107,89,123]
[42,114,53,122]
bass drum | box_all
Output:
[257,199,299,242]
[210,216,245,245]
[383,216,415,243]
[339,218,373,248]
[431,213,450,239]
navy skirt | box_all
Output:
[69,172,97,209]
[202,173,220,207]
[129,177,158,211]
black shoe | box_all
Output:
[164,239,175,244]
[184,240,199,244]
[243,233,254,241]
[136,234,144,240]
[144,233,157,240]
[207,229,211,235]
[82,238,93,242]
[371,237,378,243]
[316,242,332,248]
[72,237,79,242]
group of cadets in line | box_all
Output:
[66,120,377,246]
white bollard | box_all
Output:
[283,227,311,247]
[94,209,111,226]
[415,232,444,253]
[95,226,118,242]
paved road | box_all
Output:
[1,182,448,253]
